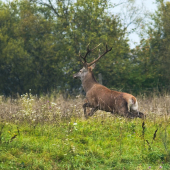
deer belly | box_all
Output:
[97,100,114,112]
[87,96,114,112]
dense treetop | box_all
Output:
[0,0,169,96]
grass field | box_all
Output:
[0,92,170,169]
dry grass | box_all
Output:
[0,92,170,123]
[138,93,170,119]
[0,93,85,123]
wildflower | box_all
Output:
[149,166,151,169]
[159,166,162,168]
[71,145,76,152]
[76,95,80,98]
[73,122,77,125]
[51,102,57,106]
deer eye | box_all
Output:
[80,70,82,72]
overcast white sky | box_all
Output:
[128,0,157,48]
[111,0,158,48]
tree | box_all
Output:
[0,0,148,95]
[31,0,133,90]
[0,0,65,95]
[134,0,170,92]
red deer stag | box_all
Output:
[73,44,145,119]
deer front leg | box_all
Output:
[88,106,99,117]
[83,103,99,118]
[83,103,91,118]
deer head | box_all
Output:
[73,44,112,81]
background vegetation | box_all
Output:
[1,0,170,96]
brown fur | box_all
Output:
[74,66,145,119]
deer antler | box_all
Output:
[79,43,101,66]
[87,44,112,66]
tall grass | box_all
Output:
[0,92,170,169]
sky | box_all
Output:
[128,0,157,48]
[111,0,158,48]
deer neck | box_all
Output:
[82,72,97,92]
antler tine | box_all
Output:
[83,43,91,60]
[81,43,101,62]
[78,43,103,66]
[91,43,101,52]
[79,51,85,64]
[87,44,112,66]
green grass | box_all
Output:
[0,116,170,170]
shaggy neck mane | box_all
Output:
[82,72,98,92]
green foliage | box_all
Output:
[1,0,170,95]
[133,0,170,93]
[0,116,170,169]
[0,0,66,95]
[0,0,132,95]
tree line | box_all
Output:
[0,0,170,96]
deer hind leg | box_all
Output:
[83,103,91,118]
[129,103,145,119]
[116,100,141,118]
[137,111,145,119]
[116,99,129,117]
[127,99,145,118]
[88,106,99,117]
[130,110,145,119]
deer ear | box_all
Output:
[90,63,96,70]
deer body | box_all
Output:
[73,44,144,118]
[86,85,138,114]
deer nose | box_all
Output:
[73,74,77,79]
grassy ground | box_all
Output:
[0,92,170,169]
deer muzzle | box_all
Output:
[73,73,78,79]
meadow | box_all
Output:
[0,91,170,170]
